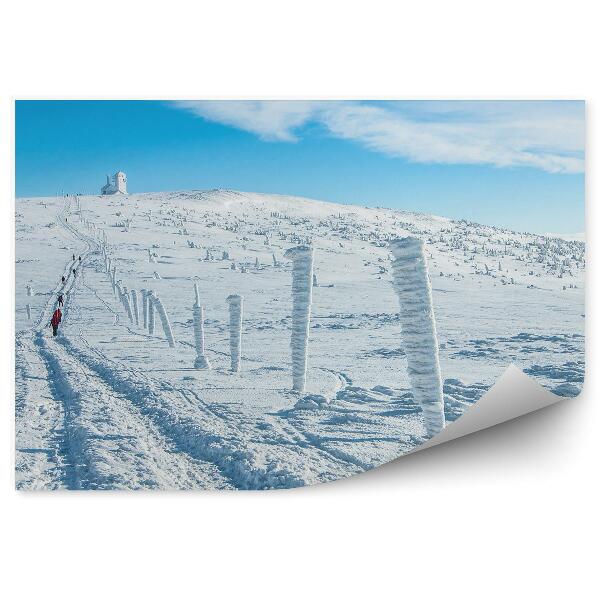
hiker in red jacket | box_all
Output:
[50,307,62,337]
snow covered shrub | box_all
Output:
[26,285,33,297]
[284,245,315,393]
[26,304,31,320]
[226,294,244,372]
[152,294,175,348]
[389,236,445,437]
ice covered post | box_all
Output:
[141,288,149,329]
[152,293,176,348]
[283,245,315,393]
[192,285,211,369]
[389,236,445,437]
[121,286,134,323]
[193,282,200,306]
[147,291,156,335]
[130,289,140,326]
[226,294,243,372]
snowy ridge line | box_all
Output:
[56,336,307,490]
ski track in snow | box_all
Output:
[15,191,585,489]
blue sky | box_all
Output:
[15,100,585,233]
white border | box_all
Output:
[1,2,597,599]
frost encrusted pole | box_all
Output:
[192,285,211,369]
[121,286,134,323]
[389,236,445,437]
[147,291,156,334]
[152,293,176,348]
[141,288,148,329]
[130,289,140,326]
[226,294,243,372]
[284,245,314,393]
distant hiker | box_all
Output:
[61,275,66,284]
[58,294,64,307]
[78,256,82,262]
[50,307,62,337]
[72,268,76,276]
[72,253,75,261]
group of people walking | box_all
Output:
[49,254,81,337]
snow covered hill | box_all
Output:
[15,189,585,489]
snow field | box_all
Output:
[15,190,585,489]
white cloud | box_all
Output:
[172,100,323,141]
[171,100,584,173]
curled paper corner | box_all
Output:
[413,365,573,454]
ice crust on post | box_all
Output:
[141,288,148,329]
[226,294,243,372]
[152,293,176,348]
[389,236,445,437]
[122,286,134,323]
[192,283,211,369]
[284,245,314,393]
[147,290,155,334]
[130,289,139,326]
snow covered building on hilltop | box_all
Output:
[101,171,128,195]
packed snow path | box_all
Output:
[15,191,585,489]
